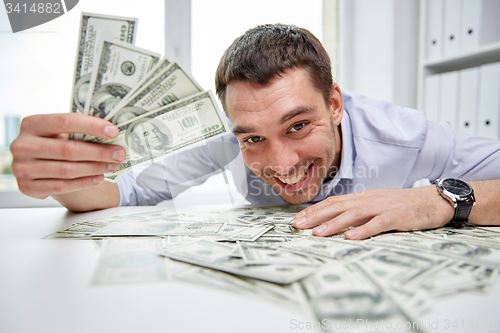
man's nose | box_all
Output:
[267,140,300,175]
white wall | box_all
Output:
[339,0,419,108]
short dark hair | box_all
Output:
[215,23,333,113]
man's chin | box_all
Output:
[274,186,321,205]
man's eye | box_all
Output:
[246,136,263,143]
[290,123,306,132]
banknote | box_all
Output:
[105,62,203,125]
[84,40,160,119]
[91,238,170,285]
[92,221,224,237]
[368,232,500,268]
[173,265,306,310]
[160,239,317,284]
[301,263,423,333]
[416,226,500,249]
[160,239,237,263]
[279,237,375,260]
[43,231,94,240]
[238,242,320,266]
[70,13,138,115]
[356,247,451,293]
[122,209,178,221]
[218,224,256,237]
[89,90,229,182]
[228,224,274,242]
[106,56,173,116]
[227,211,296,224]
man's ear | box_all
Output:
[329,82,343,127]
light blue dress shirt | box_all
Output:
[117,90,500,207]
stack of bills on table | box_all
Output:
[44,205,500,331]
[68,13,229,181]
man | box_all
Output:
[10,24,500,239]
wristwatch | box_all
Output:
[435,178,476,227]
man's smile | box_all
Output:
[274,162,314,191]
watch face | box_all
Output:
[442,178,472,196]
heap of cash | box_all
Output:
[45,206,500,332]
[69,13,229,182]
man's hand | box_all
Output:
[293,186,455,240]
[10,113,126,199]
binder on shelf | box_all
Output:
[479,0,500,46]
[443,0,462,57]
[457,67,479,136]
[477,62,500,140]
[460,0,481,53]
[427,0,444,59]
[439,71,459,129]
[424,74,441,123]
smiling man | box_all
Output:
[10,24,500,239]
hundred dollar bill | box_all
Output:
[70,13,138,116]
[238,242,319,265]
[89,90,229,183]
[279,237,375,260]
[105,62,203,125]
[416,226,500,249]
[356,247,451,292]
[419,261,499,296]
[106,56,173,117]
[301,263,422,333]
[91,238,169,285]
[228,224,274,242]
[173,265,306,310]
[160,239,237,263]
[227,211,296,224]
[91,221,224,237]
[84,40,160,119]
[368,233,500,268]
[160,239,317,284]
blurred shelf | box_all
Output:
[423,41,500,74]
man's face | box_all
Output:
[225,67,343,204]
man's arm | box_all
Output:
[10,113,126,212]
[293,179,500,240]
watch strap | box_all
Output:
[448,198,474,227]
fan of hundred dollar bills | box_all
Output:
[69,13,229,183]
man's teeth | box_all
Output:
[278,168,308,185]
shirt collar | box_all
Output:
[315,109,354,199]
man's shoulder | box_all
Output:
[341,89,427,149]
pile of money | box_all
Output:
[69,13,229,182]
[45,206,500,332]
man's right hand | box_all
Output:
[10,113,126,199]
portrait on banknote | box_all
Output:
[125,117,172,158]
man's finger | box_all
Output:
[294,194,371,229]
[311,208,374,237]
[17,176,105,199]
[344,215,392,240]
[11,136,126,162]
[21,113,119,139]
[13,160,121,180]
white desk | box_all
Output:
[1,207,499,333]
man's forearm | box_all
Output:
[52,181,120,212]
[468,179,500,226]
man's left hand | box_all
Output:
[293,186,455,240]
